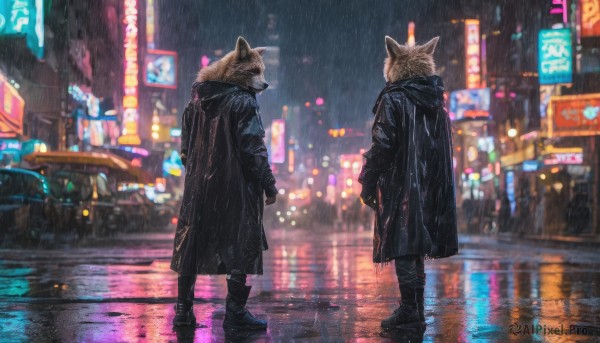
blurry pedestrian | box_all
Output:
[566,193,590,234]
[498,192,511,233]
[170,37,277,330]
[359,36,458,329]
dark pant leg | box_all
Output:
[228,273,247,285]
[395,255,418,287]
[395,256,418,308]
[177,274,197,305]
[415,256,426,289]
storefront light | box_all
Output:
[540,174,547,180]
[507,128,518,138]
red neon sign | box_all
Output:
[0,73,25,137]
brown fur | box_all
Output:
[196,37,267,92]
[384,36,439,82]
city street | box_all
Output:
[0,226,599,342]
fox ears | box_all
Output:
[385,36,439,58]
[235,36,266,60]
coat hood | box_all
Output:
[193,81,253,114]
[372,75,445,114]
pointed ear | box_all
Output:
[420,36,439,55]
[254,47,267,56]
[385,36,404,58]
[235,36,252,60]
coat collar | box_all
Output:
[192,81,254,102]
[372,75,444,114]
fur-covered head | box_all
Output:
[383,36,439,82]
[197,36,268,92]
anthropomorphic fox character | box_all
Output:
[171,37,277,331]
[196,37,269,92]
[359,36,458,330]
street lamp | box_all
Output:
[507,128,518,138]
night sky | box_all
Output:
[157,0,544,126]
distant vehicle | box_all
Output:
[116,189,178,231]
[48,170,121,238]
[115,189,153,232]
[23,151,151,238]
[0,168,61,246]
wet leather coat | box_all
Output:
[359,76,458,263]
[171,81,277,275]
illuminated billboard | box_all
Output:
[548,93,600,137]
[0,0,44,59]
[270,119,285,164]
[144,50,177,89]
[118,0,141,146]
[0,72,25,137]
[464,19,481,89]
[581,0,600,37]
[538,29,572,85]
[449,88,490,121]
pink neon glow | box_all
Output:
[549,0,568,24]
[201,55,210,67]
[315,97,324,106]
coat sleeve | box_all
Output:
[233,96,278,197]
[180,101,194,168]
[359,93,399,203]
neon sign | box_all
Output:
[0,71,25,137]
[119,0,141,145]
[0,0,44,59]
[146,0,155,49]
[270,119,285,164]
[538,29,572,85]
[465,19,480,89]
[544,153,583,165]
[549,93,600,136]
[581,0,600,37]
[550,0,568,24]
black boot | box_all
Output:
[416,288,425,326]
[381,284,420,328]
[223,275,267,330]
[173,275,196,326]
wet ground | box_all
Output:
[0,227,599,342]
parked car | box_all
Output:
[47,170,121,238]
[0,168,61,246]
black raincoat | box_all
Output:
[170,81,277,275]
[359,75,458,263]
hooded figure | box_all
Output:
[359,36,458,329]
[170,37,277,331]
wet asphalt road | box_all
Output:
[0,227,599,342]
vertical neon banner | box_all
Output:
[270,119,285,163]
[465,19,481,89]
[146,0,155,49]
[119,0,141,145]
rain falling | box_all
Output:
[0,0,599,341]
